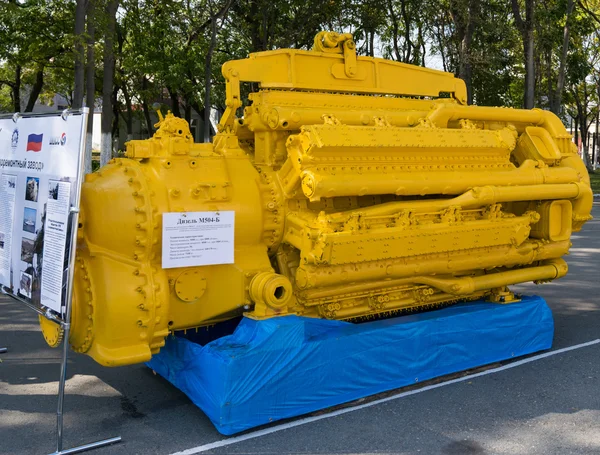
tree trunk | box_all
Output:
[248,0,262,51]
[450,0,478,104]
[512,0,535,109]
[592,111,600,170]
[418,23,426,66]
[551,0,575,115]
[85,0,96,174]
[100,0,119,166]
[141,77,153,138]
[13,65,21,112]
[122,83,134,142]
[112,84,119,142]
[184,103,192,123]
[459,36,473,102]
[202,0,232,141]
[523,27,534,108]
[167,87,181,117]
[73,0,86,109]
[545,50,553,108]
[387,0,402,61]
[580,112,589,167]
[24,68,44,112]
[592,128,597,169]
[204,5,218,142]
[142,100,153,138]
[261,7,268,50]
[400,0,412,62]
[579,113,587,148]
[434,19,448,72]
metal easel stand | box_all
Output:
[49,318,121,455]
[0,109,121,454]
[48,111,121,455]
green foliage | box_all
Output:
[1,0,600,145]
[0,0,74,112]
[469,0,520,106]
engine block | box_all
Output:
[48,32,592,366]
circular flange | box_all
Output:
[175,270,207,302]
[39,315,64,348]
[249,272,293,309]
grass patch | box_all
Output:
[589,170,600,194]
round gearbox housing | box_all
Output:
[70,115,282,366]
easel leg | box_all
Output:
[49,322,121,455]
[51,437,123,455]
[55,323,70,453]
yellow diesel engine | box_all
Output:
[41,32,592,366]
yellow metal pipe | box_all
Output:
[295,240,570,289]
[426,103,545,129]
[301,276,487,303]
[301,277,423,300]
[557,154,594,230]
[425,105,574,156]
[301,163,579,200]
[421,259,568,295]
[476,258,568,289]
[301,260,567,312]
[326,182,589,222]
[246,106,431,131]
[300,237,570,299]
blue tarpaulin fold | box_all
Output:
[148,295,553,435]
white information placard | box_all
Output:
[162,211,234,268]
[39,181,72,310]
[0,112,86,314]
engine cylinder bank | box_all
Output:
[46,32,592,366]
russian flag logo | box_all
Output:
[26,133,43,152]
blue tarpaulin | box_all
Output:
[148,295,553,435]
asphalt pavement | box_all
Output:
[1,203,599,455]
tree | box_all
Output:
[449,0,480,104]
[382,0,427,64]
[204,0,234,142]
[85,0,96,174]
[101,0,119,166]
[551,0,576,114]
[73,0,86,109]
[0,0,73,113]
[512,0,535,108]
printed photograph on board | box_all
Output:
[19,224,44,304]
[21,237,35,263]
[4,175,16,192]
[48,180,59,200]
[18,271,32,299]
[29,204,47,305]
[22,207,37,233]
[25,176,40,202]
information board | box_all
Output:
[162,211,235,268]
[0,112,87,315]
